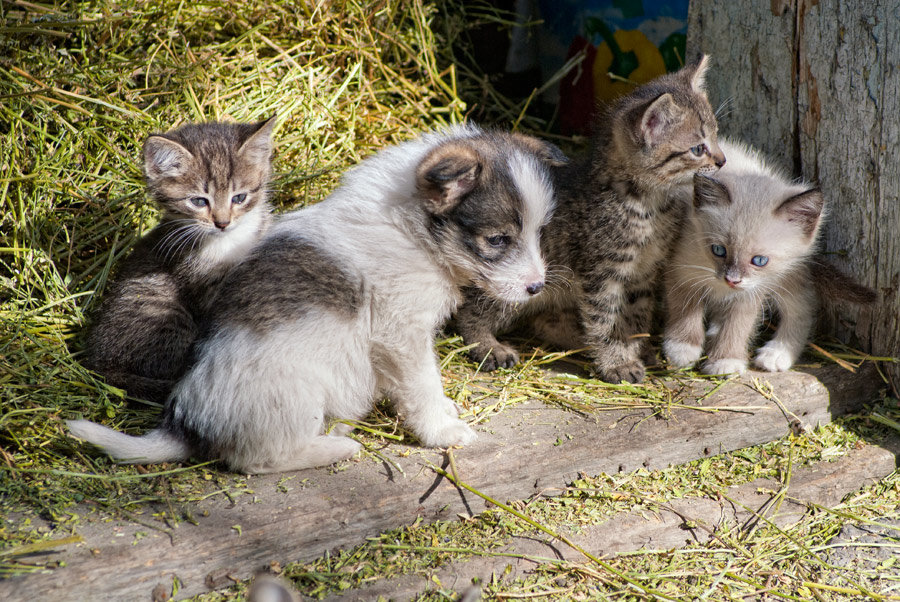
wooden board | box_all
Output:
[331,433,900,601]
[2,365,882,601]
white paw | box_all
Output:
[662,338,702,368]
[754,340,796,372]
[420,417,477,448]
[702,358,747,375]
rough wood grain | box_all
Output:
[688,1,900,389]
[2,366,880,601]
[686,1,797,171]
[330,434,900,601]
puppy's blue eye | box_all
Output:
[710,244,727,257]
[189,197,209,207]
[231,193,247,205]
[690,144,707,157]
[486,235,510,248]
[751,255,769,267]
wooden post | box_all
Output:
[687,0,900,389]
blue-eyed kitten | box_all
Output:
[662,138,825,374]
[84,117,276,402]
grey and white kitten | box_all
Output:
[662,138,825,374]
[84,117,276,402]
[455,56,725,383]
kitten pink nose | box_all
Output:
[713,153,726,168]
[725,275,741,288]
[214,220,231,230]
[525,281,544,296]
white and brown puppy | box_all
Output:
[68,124,566,473]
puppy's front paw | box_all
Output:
[600,360,646,384]
[422,417,477,448]
[474,344,519,371]
[754,340,795,372]
[702,358,747,375]
[662,338,702,368]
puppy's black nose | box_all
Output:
[525,281,544,296]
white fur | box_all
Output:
[662,339,702,368]
[67,421,189,463]
[70,125,557,473]
[754,339,797,372]
[194,202,268,272]
[702,358,747,375]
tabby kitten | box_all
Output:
[84,117,276,402]
[455,56,725,383]
[662,138,825,374]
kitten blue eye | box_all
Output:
[231,193,247,205]
[751,255,769,267]
[690,144,707,157]
[710,244,727,257]
[189,197,209,208]
[486,235,510,248]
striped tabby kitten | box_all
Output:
[84,117,275,402]
[456,57,725,383]
[662,139,825,374]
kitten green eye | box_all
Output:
[751,255,769,267]
[486,234,511,248]
[710,244,726,257]
[189,197,209,208]
[231,193,247,205]
[690,144,707,157]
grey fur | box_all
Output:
[662,138,826,374]
[455,57,725,383]
[83,117,276,402]
[69,124,566,473]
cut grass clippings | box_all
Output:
[2,1,899,600]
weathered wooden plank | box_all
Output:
[1,366,880,601]
[796,0,900,375]
[330,434,900,601]
[686,1,797,171]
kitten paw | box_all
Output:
[754,340,796,372]
[420,417,477,448]
[600,360,646,384]
[662,339,702,368]
[473,344,519,371]
[702,358,747,375]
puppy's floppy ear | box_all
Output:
[416,141,483,215]
[511,133,569,166]
[144,134,193,181]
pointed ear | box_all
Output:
[238,115,277,164]
[685,54,710,93]
[416,142,483,215]
[693,173,730,209]
[775,188,825,239]
[511,133,569,166]
[143,135,193,181]
[638,93,681,146]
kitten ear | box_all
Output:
[685,54,710,93]
[511,133,569,166]
[416,141,483,215]
[693,173,730,209]
[144,135,193,180]
[639,93,681,146]
[775,188,825,239]
[238,115,277,165]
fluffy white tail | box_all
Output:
[67,420,190,464]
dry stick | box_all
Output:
[432,455,681,602]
